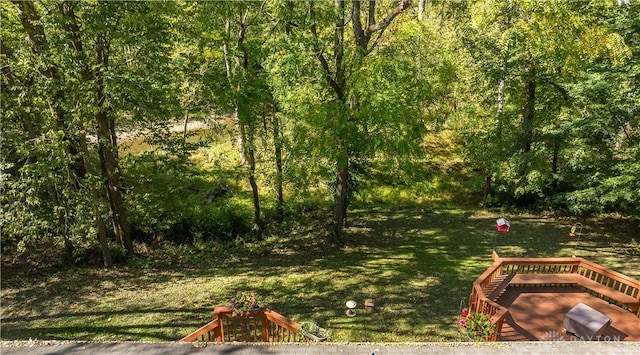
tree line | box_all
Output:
[2,1,638,267]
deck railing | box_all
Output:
[576,258,640,301]
[180,306,301,343]
[469,251,640,341]
[496,254,640,315]
[469,284,509,341]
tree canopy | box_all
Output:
[2,0,638,267]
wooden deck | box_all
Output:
[497,286,640,341]
[468,252,640,342]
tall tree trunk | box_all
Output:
[310,0,412,242]
[551,140,560,192]
[331,0,347,243]
[223,6,263,241]
[245,127,262,241]
[520,78,536,155]
[484,73,506,206]
[496,77,505,139]
[58,1,113,265]
[273,111,285,224]
[78,135,113,268]
[58,1,128,259]
[520,66,536,155]
[183,112,189,142]
[234,110,246,165]
[95,31,134,255]
[333,151,348,242]
[223,16,247,165]
[272,2,296,226]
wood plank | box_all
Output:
[487,274,515,301]
[179,320,220,342]
[495,286,640,341]
[511,273,580,285]
[579,277,640,310]
[509,273,639,310]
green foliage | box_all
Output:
[297,321,331,341]
[452,0,637,213]
[3,0,640,268]
[123,153,251,243]
[458,312,496,341]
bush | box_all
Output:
[123,153,252,244]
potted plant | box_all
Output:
[297,321,331,342]
[230,289,262,316]
[457,311,496,341]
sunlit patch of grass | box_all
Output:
[2,197,638,342]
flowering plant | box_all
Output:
[458,311,496,341]
[230,289,262,316]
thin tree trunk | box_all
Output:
[272,2,296,226]
[332,154,348,243]
[551,141,559,192]
[273,112,285,224]
[520,65,536,155]
[78,135,113,267]
[342,159,349,228]
[224,6,262,240]
[234,110,246,165]
[247,138,262,241]
[483,173,492,206]
[484,73,505,206]
[96,30,134,255]
[58,1,117,265]
[183,112,189,142]
[331,0,347,243]
[497,78,505,139]
[223,16,247,165]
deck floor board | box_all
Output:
[496,286,640,341]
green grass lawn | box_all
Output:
[2,206,638,342]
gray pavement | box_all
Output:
[2,341,640,355]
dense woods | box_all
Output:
[2,0,639,268]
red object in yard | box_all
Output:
[496,217,510,232]
[460,308,468,318]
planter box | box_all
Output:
[302,330,327,342]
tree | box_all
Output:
[224,2,269,241]
[308,0,413,241]
[3,0,178,263]
[4,0,93,261]
[562,1,639,218]
[456,0,630,206]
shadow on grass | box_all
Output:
[2,208,638,342]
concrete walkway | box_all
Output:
[2,341,639,355]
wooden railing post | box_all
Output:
[214,317,223,342]
[570,261,579,274]
[261,313,269,342]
